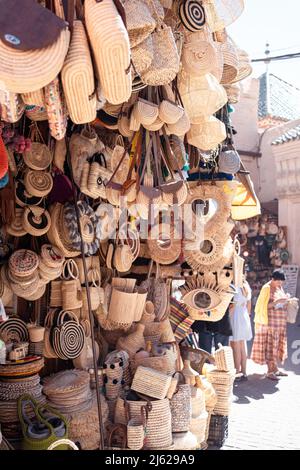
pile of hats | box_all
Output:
[42,369,109,450]
[0,366,45,439]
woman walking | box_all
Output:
[251,269,289,380]
[229,275,252,381]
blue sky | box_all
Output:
[228,0,300,89]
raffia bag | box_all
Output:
[169,372,192,432]
[131,366,172,400]
[44,77,68,141]
[85,0,132,105]
[127,397,172,450]
[214,344,235,372]
[127,406,148,451]
[140,2,179,86]
[62,20,96,124]
[187,116,226,151]
[131,36,154,75]
[123,0,156,47]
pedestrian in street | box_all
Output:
[251,269,289,380]
[229,275,252,381]
[192,307,233,354]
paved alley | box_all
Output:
[218,321,300,450]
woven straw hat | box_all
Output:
[123,0,156,47]
[231,48,252,83]
[62,20,96,125]
[187,116,226,151]
[0,29,70,93]
[24,170,53,197]
[178,70,227,123]
[23,142,52,170]
[220,36,239,84]
[85,0,132,105]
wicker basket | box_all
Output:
[214,345,235,372]
[127,398,172,450]
[169,372,192,433]
[207,415,228,448]
[131,366,172,400]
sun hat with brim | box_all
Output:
[0,28,70,93]
[220,36,239,85]
[230,49,252,83]
[23,142,52,170]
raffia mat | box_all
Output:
[60,392,109,450]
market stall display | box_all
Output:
[0,0,255,451]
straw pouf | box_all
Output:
[0,29,70,93]
[85,0,132,105]
[62,20,96,124]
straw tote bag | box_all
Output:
[169,371,192,433]
[187,116,226,151]
[61,20,96,124]
[123,0,156,47]
[140,17,180,86]
[85,0,132,105]
[0,0,70,93]
[87,153,113,200]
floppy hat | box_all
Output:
[0,0,70,93]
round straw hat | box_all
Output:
[0,29,70,93]
[61,20,96,125]
[47,203,81,258]
[220,36,239,85]
[23,142,52,170]
[24,170,53,197]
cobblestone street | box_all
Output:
[219,321,300,450]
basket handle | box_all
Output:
[36,403,69,432]
[56,309,80,325]
[107,424,127,449]
[47,439,79,450]
[18,394,55,440]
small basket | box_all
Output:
[131,366,172,400]
[214,345,235,372]
[207,415,229,448]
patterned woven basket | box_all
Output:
[44,77,68,141]
[170,372,192,432]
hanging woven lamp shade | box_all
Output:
[187,116,226,151]
[202,0,244,32]
[231,48,252,83]
[220,35,239,84]
[178,70,227,123]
